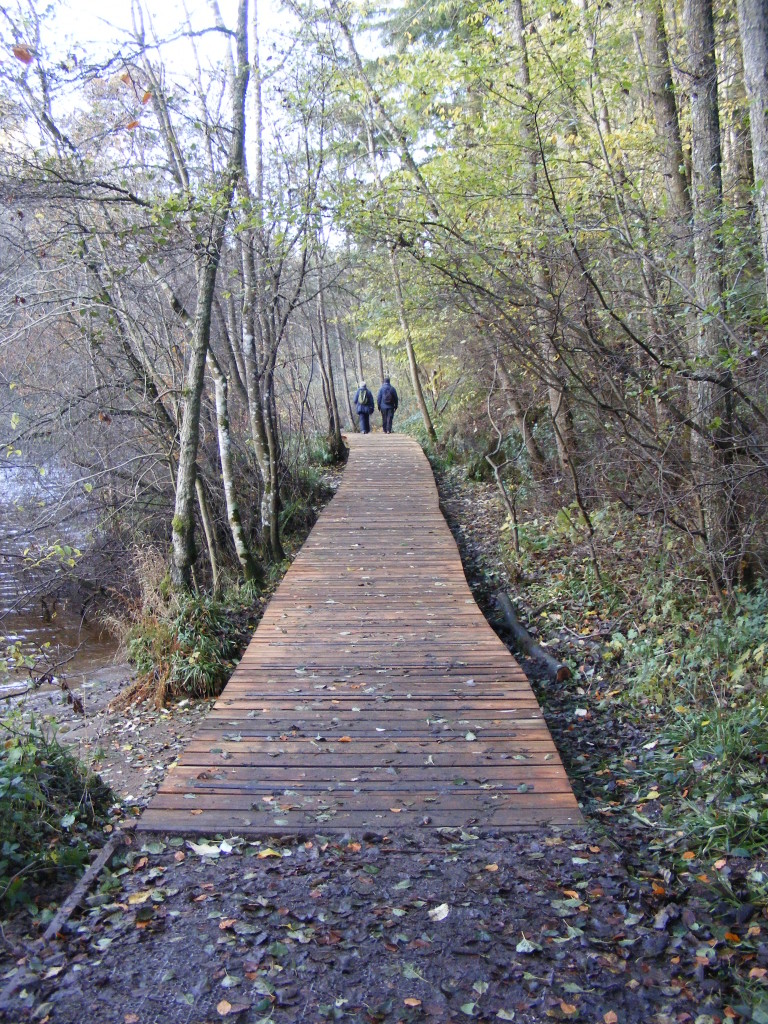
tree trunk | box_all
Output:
[737,0,768,300]
[685,0,738,588]
[170,0,249,589]
[208,351,263,583]
[643,0,691,214]
[195,476,220,596]
[335,324,358,430]
[171,260,218,589]
[489,344,546,477]
[317,266,344,456]
[510,0,577,474]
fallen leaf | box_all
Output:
[142,91,152,103]
[404,998,422,1008]
[125,120,140,130]
[124,1016,139,1024]
[714,858,727,869]
[428,903,450,922]
[682,851,696,860]
[219,919,237,930]
[13,45,34,64]
[257,847,282,859]
[604,1013,618,1024]
[339,736,352,742]
[560,1002,578,1016]
[187,842,221,858]
[127,890,152,906]
[485,864,499,872]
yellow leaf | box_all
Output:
[604,1013,618,1024]
[561,1002,578,1016]
[257,847,281,859]
[13,45,34,64]
[127,890,151,905]
[682,851,696,860]
[142,91,152,104]
[125,120,140,130]
[217,1000,232,1017]
[219,918,237,930]
[404,998,421,1007]
[485,863,499,872]
[339,736,352,743]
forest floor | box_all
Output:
[0,470,762,1024]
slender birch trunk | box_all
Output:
[208,351,263,583]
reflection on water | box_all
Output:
[0,464,120,699]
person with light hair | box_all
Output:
[354,380,374,433]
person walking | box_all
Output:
[377,376,399,434]
[354,380,374,434]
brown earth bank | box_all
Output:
[0,466,762,1024]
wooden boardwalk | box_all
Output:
[138,434,581,834]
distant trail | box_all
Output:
[139,433,581,833]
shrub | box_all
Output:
[0,715,113,911]
[119,590,254,707]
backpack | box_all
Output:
[381,384,395,407]
[357,388,371,412]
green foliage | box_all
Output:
[125,590,252,704]
[508,500,768,857]
[0,715,113,911]
[626,585,768,855]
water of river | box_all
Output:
[0,465,120,700]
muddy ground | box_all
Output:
[0,470,759,1024]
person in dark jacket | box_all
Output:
[354,380,374,434]
[377,377,399,434]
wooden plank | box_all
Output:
[138,434,582,835]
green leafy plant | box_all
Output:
[0,715,113,911]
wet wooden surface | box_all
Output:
[139,434,582,834]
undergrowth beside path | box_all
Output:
[435,463,768,1023]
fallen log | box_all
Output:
[495,592,571,683]
[0,833,122,1014]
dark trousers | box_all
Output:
[381,408,395,433]
[358,411,371,434]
